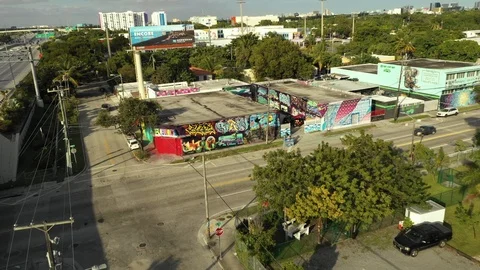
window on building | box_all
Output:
[468,71,476,77]
[446,74,455,80]
[456,72,465,79]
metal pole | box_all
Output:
[133,49,146,99]
[266,88,269,144]
[411,120,416,163]
[238,0,245,35]
[352,13,355,41]
[29,46,44,107]
[218,235,222,260]
[321,0,325,39]
[203,152,210,237]
[393,59,405,121]
[60,90,73,176]
[105,22,112,58]
[43,223,55,270]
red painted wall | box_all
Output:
[154,137,183,156]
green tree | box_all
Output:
[414,143,448,178]
[237,216,276,265]
[473,128,480,147]
[455,202,480,238]
[115,98,160,149]
[151,64,174,84]
[287,185,345,244]
[117,64,136,83]
[189,46,227,75]
[436,40,480,62]
[250,35,314,80]
[349,54,380,65]
[53,55,84,88]
[95,110,116,127]
[232,33,259,69]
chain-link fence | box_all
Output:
[437,168,464,187]
[429,188,467,207]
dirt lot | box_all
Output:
[303,226,480,270]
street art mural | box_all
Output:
[175,112,279,154]
[184,122,216,136]
[155,87,200,97]
[280,123,291,137]
[403,67,420,90]
[224,86,252,99]
[290,95,306,120]
[306,98,371,132]
[154,128,177,137]
[440,89,476,109]
[306,100,329,119]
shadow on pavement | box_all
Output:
[303,243,339,270]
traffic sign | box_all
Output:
[215,227,224,236]
[215,221,222,227]
[71,148,77,154]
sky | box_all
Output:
[0,0,479,27]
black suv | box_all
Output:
[393,222,452,257]
[413,125,436,136]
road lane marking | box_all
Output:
[396,128,475,147]
[386,122,476,141]
[215,189,252,199]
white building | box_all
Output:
[194,25,299,47]
[231,15,279,27]
[151,11,167,26]
[189,16,218,27]
[99,11,148,30]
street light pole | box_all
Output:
[320,0,326,39]
[237,0,246,35]
[202,152,210,237]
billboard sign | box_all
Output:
[130,25,195,50]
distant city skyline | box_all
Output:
[1,0,479,27]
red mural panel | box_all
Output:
[154,137,183,156]
[335,99,361,123]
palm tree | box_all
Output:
[395,38,416,60]
[53,55,80,89]
[232,33,259,69]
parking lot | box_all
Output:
[304,226,479,270]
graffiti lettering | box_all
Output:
[156,87,200,97]
[279,93,291,106]
[218,134,244,147]
[154,128,176,137]
[215,117,249,134]
[184,122,216,136]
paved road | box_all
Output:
[0,90,479,269]
[0,45,40,90]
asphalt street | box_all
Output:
[1,88,479,269]
[0,44,40,90]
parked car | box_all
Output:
[101,103,112,111]
[393,222,452,257]
[436,107,459,117]
[414,125,436,136]
[127,138,140,150]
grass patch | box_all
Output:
[423,174,452,195]
[390,114,431,123]
[459,104,480,113]
[444,198,480,257]
[133,149,150,161]
[324,124,376,137]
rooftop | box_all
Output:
[340,64,378,74]
[267,80,362,103]
[388,58,477,69]
[154,91,268,126]
[191,79,249,92]
[313,80,379,92]
[408,200,445,214]
[371,95,424,105]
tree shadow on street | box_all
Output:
[147,256,180,270]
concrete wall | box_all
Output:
[0,104,35,184]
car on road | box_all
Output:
[436,107,459,117]
[101,103,112,111]
[393,222,452,257]
[414,125,436,136]
[127,138,140,150]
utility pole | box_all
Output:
[266,87,270,144]
[303,16,307,37]
[133,49,146,99]
[48,87,73,176]
[393,55,406,121]
[14,218,74,270]
[320,0,326,39]
[237,0,246,35]
[207,19,212,46]
[28,46,44,107]
[202,152,210,237]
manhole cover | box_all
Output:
[157,222,164,226]
[98,218,104,223]
[33,194,38,197]
[218,217,225,221]
[139,243,146,248]
[56,190,60,193]
[112,169,117,172]
[84,222,88,226]
[226,215,233,219]
[73,243,79,248]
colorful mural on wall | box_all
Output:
[224,86,252,99]
[440,89,476,109]
[304,98,372,133]
[280,123,291,137]
[306,100,329,119]
[177,112,279,154]
[155,87,200,97]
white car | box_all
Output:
[127,138,140,150]
[436,107,459,117]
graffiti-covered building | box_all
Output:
[151,91,280,156]
[226,80,372,134]
[331,59,480,109]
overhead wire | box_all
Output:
[5,100,58,269]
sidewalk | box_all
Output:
[198,210,245,270]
